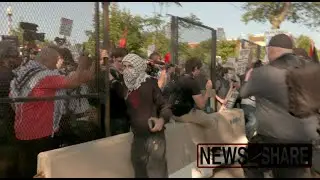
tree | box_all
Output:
[141,9,204,58]
[142,31,170,56]
[109,4,144,53]
[295,35,311,53]
[217,40,238,62]
[294,35,320,59]
[84,3,144,56]
[155,2,182,16]
[11,27,23,45]
[11,26,52,48]
[179,13,204,29]
[176,38,239,66]
[241,2,320,29]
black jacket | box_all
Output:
[0,67,15,142]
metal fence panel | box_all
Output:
[0,2,104,152]
[170,15,217,89]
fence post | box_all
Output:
[94,2,103,134]
[211,29,217,112]
[211,29,217,88]
[170,16,178,66]
[102,2,111,137]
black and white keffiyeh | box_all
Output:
[122,53,150,96]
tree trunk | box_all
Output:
[270,2,291,29]
[271,21,281,29]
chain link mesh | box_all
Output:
[0,2,102,152]
[241,40,265,64]
[176,18,214,89]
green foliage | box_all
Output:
[109,4,144,54]
[157,2,182,8]
[83,31,96,56]
[142,31,170,56]
[10,26,52,48]
[141,14,170,57]
[83,2,206,59]
[83,2,239,65]
[84,3,144,56]
[295,35,311,53]
[10,27,23,45]
[178,13,204,30]
[241,2,320,29]
[177,39,238,65]
[294,35,320,61]
[260,47,266,60]
[216,40,238,62]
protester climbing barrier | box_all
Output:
[170,15,217,89]
[0,2,107,150]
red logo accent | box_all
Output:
[128,90,140,109]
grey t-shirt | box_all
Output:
[240,65,319,142]
[215,78,230,99]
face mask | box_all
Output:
[123,68,139,86]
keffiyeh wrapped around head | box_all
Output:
[122,53,150,94]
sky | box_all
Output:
[0,2,320,47]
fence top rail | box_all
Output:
[241,39,264,47]
[167,14,216,32]
[0,93,100,103]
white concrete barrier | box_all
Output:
[37,109,246,178]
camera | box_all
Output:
[146,60,165,78]
[20,22,45,42]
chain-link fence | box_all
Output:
[0,2,110,177]
[170,15,217,89]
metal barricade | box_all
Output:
[0,2,109,148]
[170,15,217,89]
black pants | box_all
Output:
[17,136,59,178]
[243,134,312,178]
[312,144,320,176]
[0,122,18,178]
[110,117,130,136]
[0,143,19,178]
[131,132,168,178]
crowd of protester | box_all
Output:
[0,33,319,178]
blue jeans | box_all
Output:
[241,104,257,140]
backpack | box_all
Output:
[164,75,193,117]
[285,60,320,118]
[272,54,320,118]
